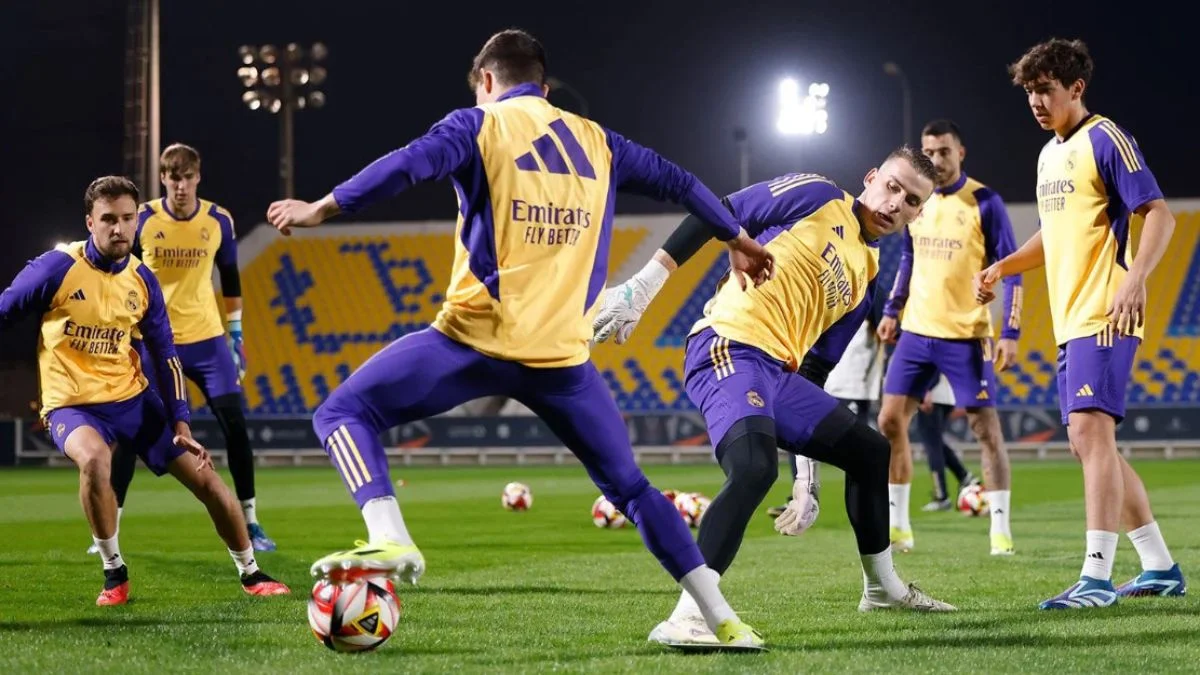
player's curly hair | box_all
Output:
[1008,38,1093,88]
[886,145,938,185]
[468,29,546,90]
[84,176,139,214]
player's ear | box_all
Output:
[958,144,966,163]
[1070,78,1085,101]
[862,167,878,188]
[85,214,95,235]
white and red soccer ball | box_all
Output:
[502,482,533,511]
[591,495,628,528]
[308,577,402,652]
[674,491,711,528]
[957,483,990,517]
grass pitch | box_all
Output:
[1,460,1197,673]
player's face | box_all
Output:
[86,195,139,259]
[1023,75,1084,132]
[921,133,965,188]
[162,167,200,212]
[859,158,934,238]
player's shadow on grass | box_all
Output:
[0,614,299,632]
[426,584,675,597]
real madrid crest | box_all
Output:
[1066,149,1077,171]
[200,228,211,242]
[126,290,140,312]
[55,423,65,438]
[956,209,968,227]
[746,390,765,408]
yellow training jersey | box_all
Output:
[884,173,1022,340]
[1036,114,1163,344]
[691,175,879,371]
[137,198,238,345]
[329,82,741,368]
[0,239,190,421]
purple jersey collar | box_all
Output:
[497,82,547,102]
[935,171,968,195]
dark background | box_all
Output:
[1,0,1195,372]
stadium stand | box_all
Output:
[232,209,1200,414]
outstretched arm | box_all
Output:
[0,250,74,330]
[266,108,482,234]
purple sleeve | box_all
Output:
[605,129,739,241]
[883,228,914,318]
[1088,121,1164,214]
[977,188,1022,340]
[332,107,484,214]
[133,204,153,259]
[0,250,74,329]
[810,279,875,362]
[726,175,845,237]
[212,206,237,267]
[134,265,190,425]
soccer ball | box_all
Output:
[591,495,628,529]
[660,488,679,503]
[674,491,711,528]
[957,483,990,517]
[308,578,402,653]
[502,482,533,511]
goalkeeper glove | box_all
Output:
[774,457,821,536]
[227,311,246,383]
[592,259,671,345]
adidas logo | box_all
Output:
[1077,384,1094,397]
[513,119,596,179]
[69,289,86,301]
[154,231,166,240]
[1087,551,1105,560]
[976,390,989,400]
[833,225,845,239]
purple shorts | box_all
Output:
[141,335,241,402]
[683,328,841,451]
[883,332,997,408]
[1056,329,1139,425]
[45,391,184,476]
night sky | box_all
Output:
[1,0,1195,360]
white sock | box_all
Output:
[985,490,1011,537]
[679,566,736,631]
[116,506,123,528]
[861,548,909,601]
[1080,530,1119,581]
[362,496,414,546]
[94,533,124,570]
[1127,521,1174,571]
[888,483,911,532]
[240,498,258,526]
[668,576,707,622]
[230,547,259,577]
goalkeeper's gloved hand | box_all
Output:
[227,313,246,383]
[774,457,821,537]
[592,259,671,345]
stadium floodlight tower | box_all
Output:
[734,78,829,187]
[237,42,329,199]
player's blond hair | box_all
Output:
[160,143,201,176]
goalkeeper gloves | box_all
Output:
[774,456,821,536]
[592,259,671,345]
[227,310,246,383]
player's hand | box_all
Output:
[173,422,213,471]
[774,473,820,537]
[919,389,934,414]
[726,230,775,291]
[593,259,670,346]
[876,316,900,344]
[228,321,247,383]
[995,338,1019,371]
[1107,273,1147,337]
[974,263,1003,305]
[267,197,333,236]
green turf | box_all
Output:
[1,460,1197,673]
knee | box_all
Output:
[968,411,1003,451]
[313,392,355,436]
[877,409,908,441]
[1067,413,1113,461]
[717,420,779,499]
[72,443,112,480]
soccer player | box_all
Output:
[876,119,1021,555]
[979,38,1186,608]
[89,144,275,554]
[265,29,771,648]
[915,375,979,511]
[0,177,289,605]
[595,151,957,647]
